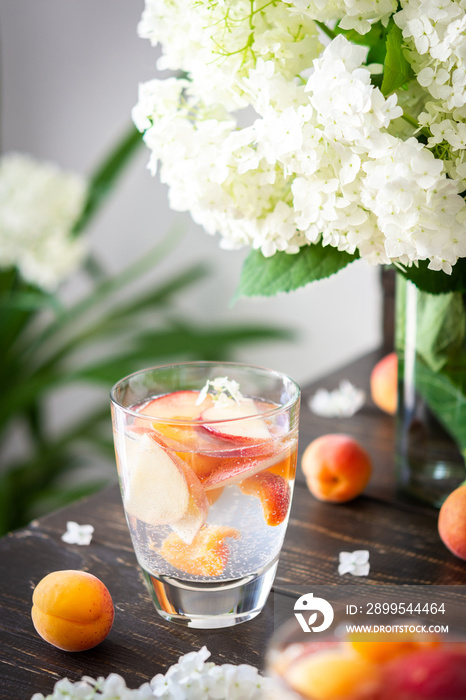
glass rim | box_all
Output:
[109,360,301,425]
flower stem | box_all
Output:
[314,20,337,41]
[401,111,420,130]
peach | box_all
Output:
[301,434,372,503]
[31,570,114,652]
[370,352,398,415]
[438,484,466,560]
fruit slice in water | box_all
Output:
[201,447,288,491]
[158,525,240,576]
[134,390,213,447]
[240,471,290,526]
[171,462,209,544]
[285,649,380,700]
[201,398,271,442]
[124,434,189,526]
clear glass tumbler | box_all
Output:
[110,361,300,628]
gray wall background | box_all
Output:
[1,0,382,390]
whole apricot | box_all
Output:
[301,434,372,503]
[438,485,466,560]
[31,570,114,651]
[370,352,398,415]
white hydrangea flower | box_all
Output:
[61,521,94,546]
[196,377,243,406]
[30,647,274,700]
[309,380,366,417]
[134,1,466,274]
[0,153,87,291]
[284,0,397,34]
[338,550,370,576]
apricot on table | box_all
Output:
[301,434,372,503]
[31,570,114,652]
[370,352,398,415]
[438,484,466,560]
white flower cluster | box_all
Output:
[31,647,273,700]
[338,550,370,576]
[395,0,466,188]
[137,0,322,111]
[196,377,243,406]
[61,521,94,546]
[285,0,397,34]
[0,154,87,291]
[134,0,466,275]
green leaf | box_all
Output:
[381,22,414,96]
[235,243,359,299]
[73,124,143,236]
[412,358,466,458]
[0,290,62,313]
[416,292,466,372]
[68,324,294,384]
[395,259,466,295]
[336,22,388,65]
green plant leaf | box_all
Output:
[235,243,359,299]
[381,22,414,96]
[336,22,387,65]
[73,124,143,236]
[416,292,465,372]
[413,358,466,458]
[66,323,294,385]
[395,259,466,295]
[0,290,62,313]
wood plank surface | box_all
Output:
[1,352,465,699]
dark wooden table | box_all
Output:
[1,351,465,700]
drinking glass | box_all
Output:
[266,615,466,699]
[110,361,300,628]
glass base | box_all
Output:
[141,560,278,629]
[396,410,465,508]
[396,455,464,508]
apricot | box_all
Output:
[31,570,114,652]
[285,649,380,700]
[438,484,466,560]
[370,352,398,415]
[301,434,372,503]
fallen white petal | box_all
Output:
[309,380,366,417]
[61,521,94,546]
[338,550,370,576]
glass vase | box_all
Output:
[395,275,466,507]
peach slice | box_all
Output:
[158,525,240,576]
[171,462,209,544]
[285,648,380,700]
[201,448,286,491]
[240,471,290,526]
[380,648,466,700]
[201,398,271,441]
[124,433,189,526]
[349,631,439,664]
[134,390,213,447]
